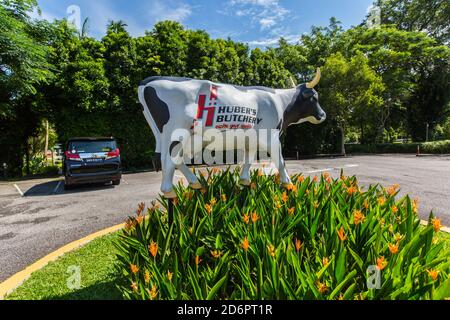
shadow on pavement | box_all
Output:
[23,181,116,197]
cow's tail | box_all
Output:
[138,85,162,172]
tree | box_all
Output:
[320,52,384,151]
[371,0,450,43]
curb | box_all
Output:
[0,222,124,300]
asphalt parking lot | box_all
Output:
[0,154,449,282]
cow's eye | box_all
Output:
[302,91,314,99]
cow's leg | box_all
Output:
[178,163,202,189]
[160,138,177,198]
[273,137,292,187]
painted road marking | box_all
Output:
[13,184,24,197]
[306,168,334,174]
[52,181,62,194]
[122,178,129,185]
[344,164,359,168]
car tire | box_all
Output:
[112,179,121,186]
[64,181,73,190]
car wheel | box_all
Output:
[64,181,73,190]
[112,179,121,186]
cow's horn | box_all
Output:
[288,77,296,88]
[306,68,321,89]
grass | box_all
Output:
[6,233,123,300]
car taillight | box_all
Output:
[106,148,120,159]
[65,151,82,161]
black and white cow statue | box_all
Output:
[138,69,326,198]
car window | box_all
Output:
[68,140,116,153]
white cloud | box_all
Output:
[150,1,192,23]
[247,34,299,47]
[227,0,289,30]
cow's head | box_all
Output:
[283,68,326,129]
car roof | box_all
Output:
[67,137,116,142]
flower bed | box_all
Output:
[115,167,449,300]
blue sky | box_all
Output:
[33,0,374,46]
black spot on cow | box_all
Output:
[143,86,170,133]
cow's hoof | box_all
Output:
[239,179,251,186]
[189,182,203,190]
[163,190,177,199]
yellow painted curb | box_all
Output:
[0,222,124,300]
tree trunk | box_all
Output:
[44,120,49,163]
[25,142,30,176]
[339,126,346,156]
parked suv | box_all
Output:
[63,137,122,189]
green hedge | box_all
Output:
[346,140,450,154]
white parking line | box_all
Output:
[122,178,129,185]
[344,164,359,168]
[306,168,334,174]
[13,184,24,197]
[53,181,62,194]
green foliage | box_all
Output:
[115,168,449,300]
[371,0,450,43]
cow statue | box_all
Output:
[138,69,326,199]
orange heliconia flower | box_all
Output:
[136,215,144,225]
[131,281,138,292]
[426,269,439,281]
[337,227,347,241]
[386,184,400,197]
[144,270,151,283]
[130,264,139,274]
[195,255,202,266]
[363,200,369,210]
[316,281,328,294]
[257,169,263,177]
[297,175,305,183]
[353,210,366,225]
[281,192,289,203]
[389,243,399,254]
[376,256,387,270]
[251,212,260,223]
[251,182,257,190]
[205,204,213,215]
[323,172,330,180]
[209,198,217,206]
[167,270,173,281]
[295,238,303,252]
[149,241,158,258]
[243,214,250,224]
[377,197,386,206]
[392,206,398,214]
[148,284,158,299]
[125,218,136,231]
[242,237,250,251]
[394,233,404,243]
[211,250,222,259]
[314,201,319,209]
[347,186,358,196]
[267,244,276,258]
[322,257,329,266]
[221,194,227,202]
[313,175,318,183]
[412,198,419,214]
[431,217,442,232]
[288,207,295,216]
[137,202,145,216]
